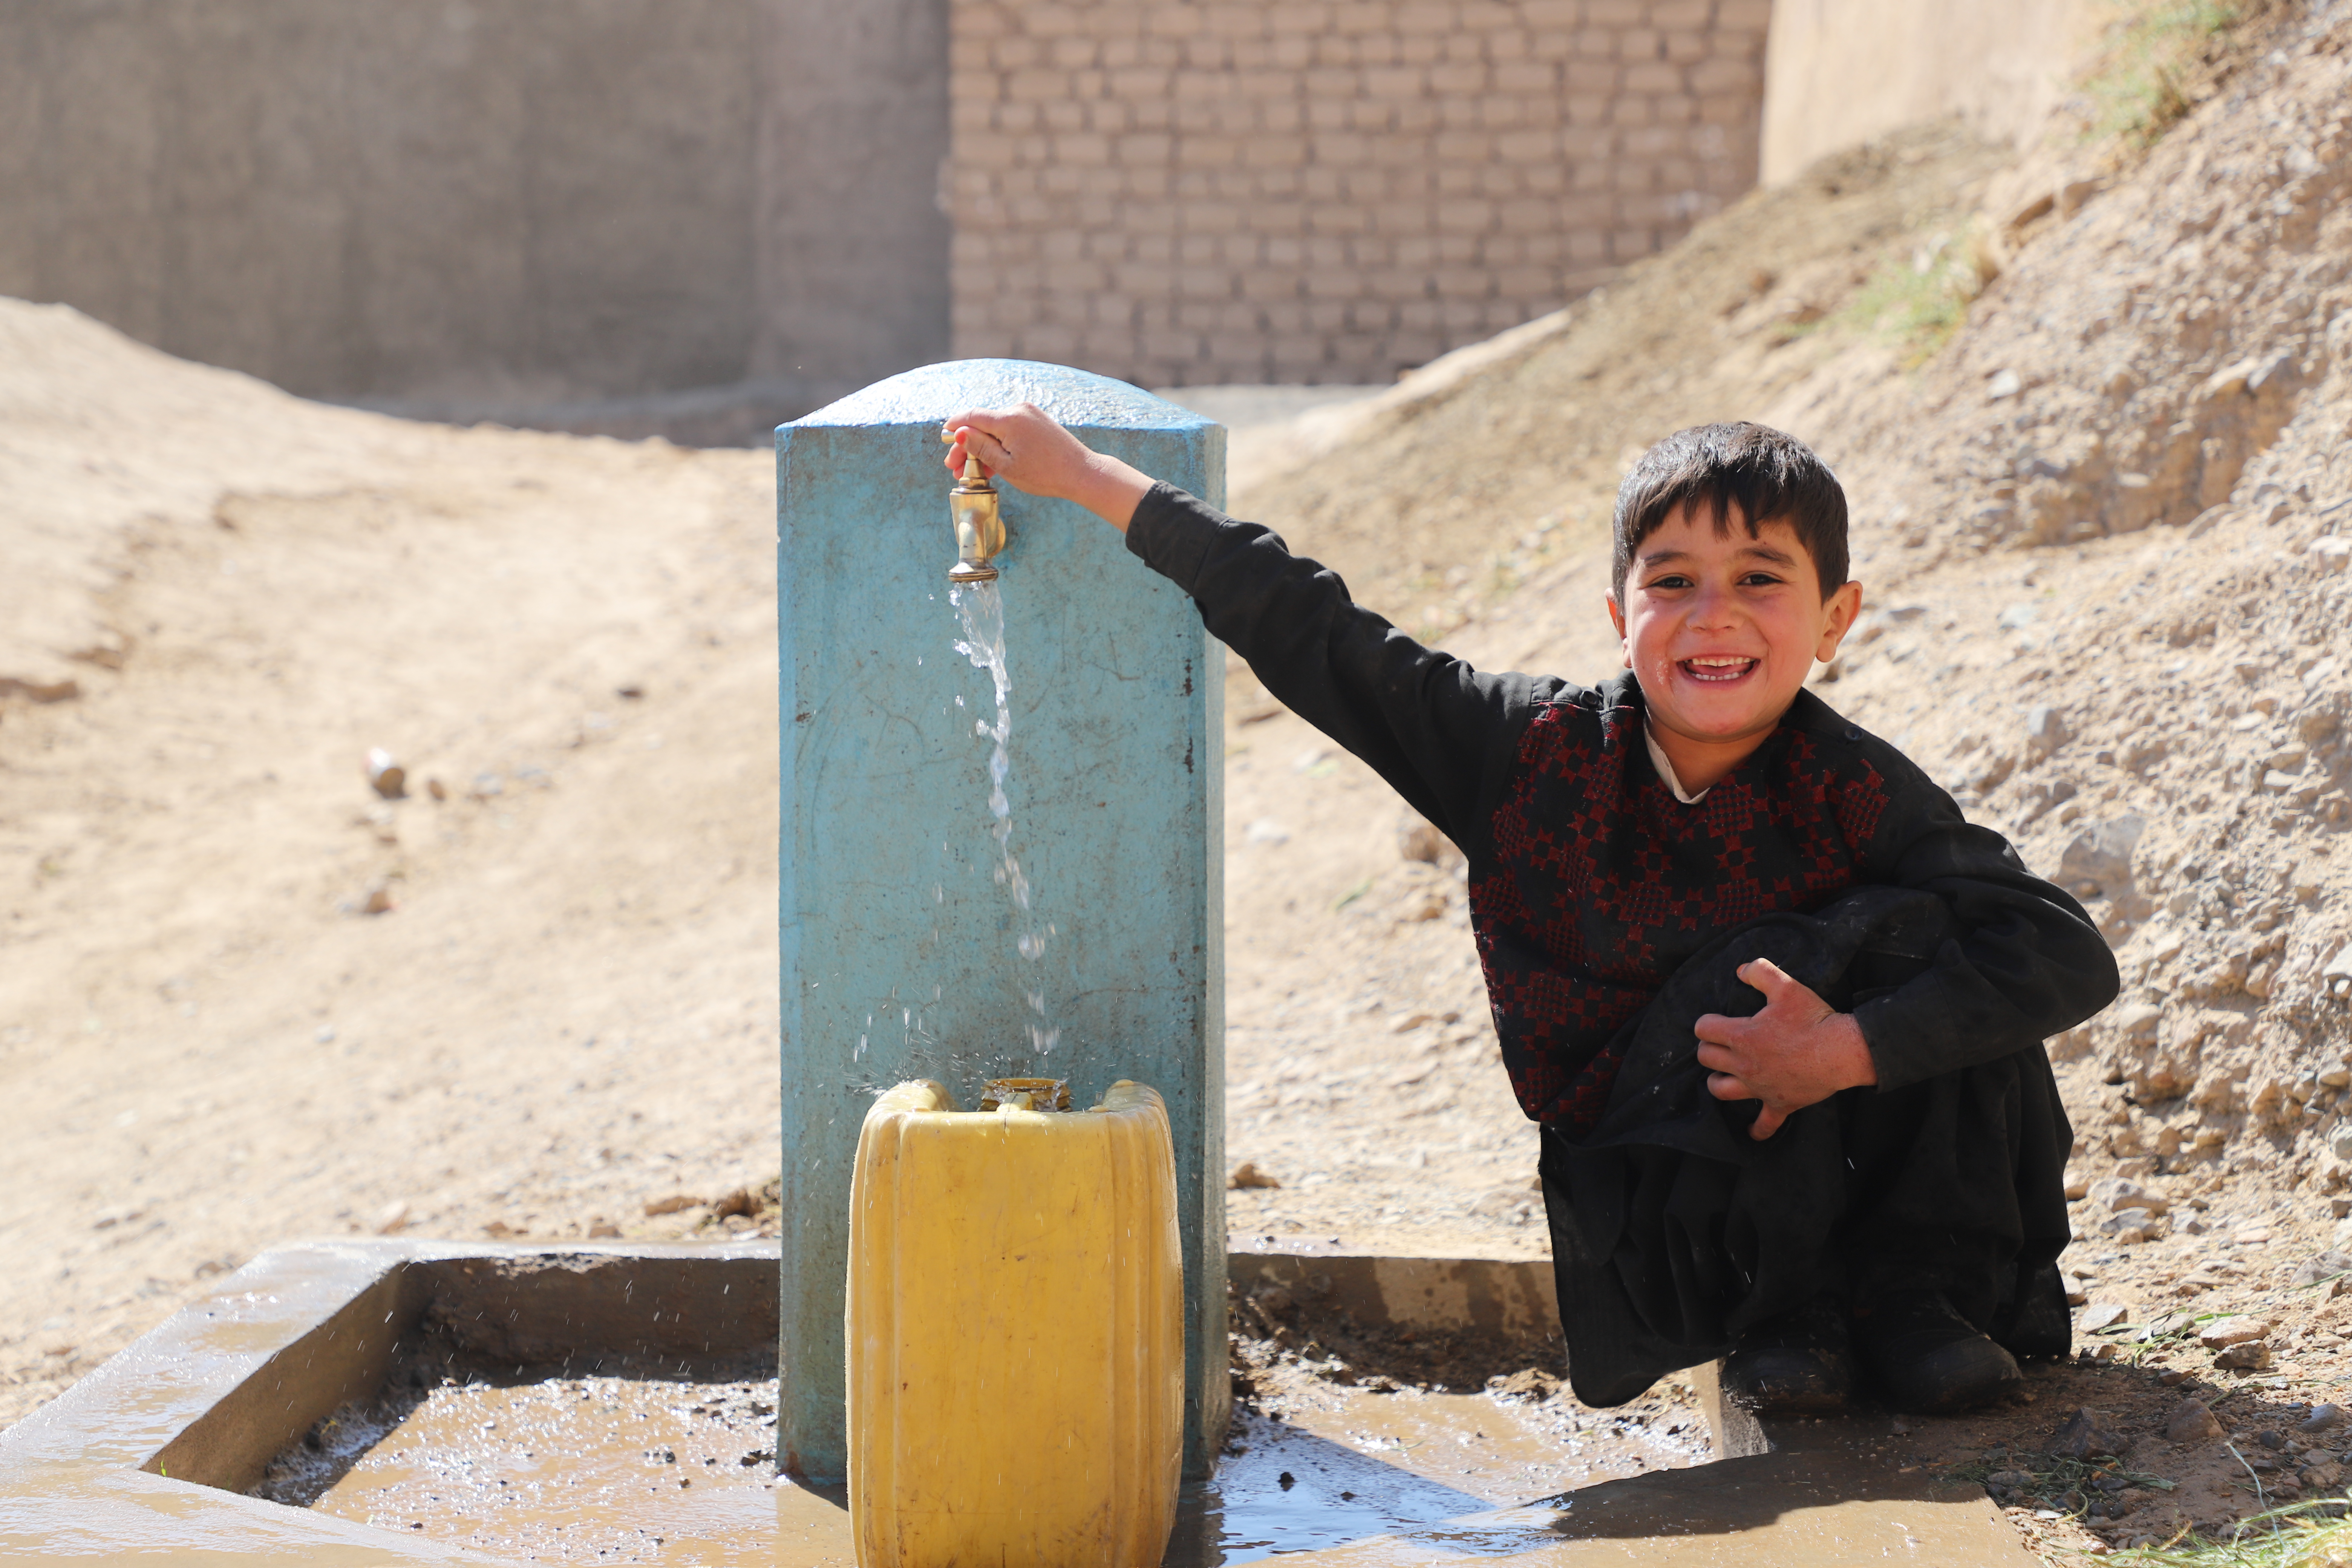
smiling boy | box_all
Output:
[943,410,2118,1415]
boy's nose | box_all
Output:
[1687,584,1740,627]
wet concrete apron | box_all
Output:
[254,1362,1703,1564]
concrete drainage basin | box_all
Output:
[0,1240,2027,1565]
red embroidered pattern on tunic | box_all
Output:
[1471,701,1892,1130]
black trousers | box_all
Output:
[1535,889,2076,1408]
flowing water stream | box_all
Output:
[952,581,1059,1057]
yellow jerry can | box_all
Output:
[847,1077,1184,1568]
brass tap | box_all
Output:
[941,434,1005,582]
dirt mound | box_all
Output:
[0,301,781,1432]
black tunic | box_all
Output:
[1126,485,2118,1400]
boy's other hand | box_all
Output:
[1693,957,1877,1140]
[941,402,1155,532]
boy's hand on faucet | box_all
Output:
[942,402,1155,532]
[1692,957,1878,1141]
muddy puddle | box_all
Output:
[253,1346,1706,1565]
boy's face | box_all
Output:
[1607,501,1862,764]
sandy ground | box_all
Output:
[5,5,2352,1559]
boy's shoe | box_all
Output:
[1994,1260,2072,1361]
[1721,1295,1857,1414]
[1854,1290,2024,1413]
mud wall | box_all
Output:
[946,0,1773,388]
[1759,0,2098,185]
[0,1,949,418]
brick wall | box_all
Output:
[946,0,1771,388]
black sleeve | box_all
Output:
[1126,483,1552,853]
[1853,786,2120,1092]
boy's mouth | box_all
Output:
[1680,656,1758,684]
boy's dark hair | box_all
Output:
[1610,422,1849,600]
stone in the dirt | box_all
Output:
[2301,1459,2343,1490]
[1397,818,1451,864]
[2298,1403,2343,1434]
[2058,816,2145,897]
[2214,1341,2273,1371]
[2060,1271,2089,1306]
[2165,1398,2225,1443]
[365,747,407,799]
[2107,1002,2161,1046]
[2089,1177,2169,1214]
[372,1200,410,1235]
[2099,1207,2161,1242]
[2198,1315,2274,1349]
[2024,705,2069,756]
[1229,1161,1281,1190]
[2289,1252,2352,1289]
[2079,1301,2130,1332]
[2052,1407,2128,1460]
[643,1193,702,1217]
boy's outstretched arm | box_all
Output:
[940,404,1542,856]
[1693,959,1877,1140]
[941,404,1153,531]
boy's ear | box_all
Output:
[1605,594,1630,667]
[1813,579,1864,663]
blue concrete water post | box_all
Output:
[777,360,1228,1483]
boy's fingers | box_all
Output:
[1737,957,1795,999]
[1695,1040,1743,1076]
[1705,1070,1753,1102]
[1691,1010,1750,1046]
[1749,1106,1787,1140]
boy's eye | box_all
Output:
[1647,573,1694,590]
[1740,571,1785,587]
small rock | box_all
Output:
[1229,1161,1282,1190]
[2090,1177,2170,1215]
[2301,1459,2343,1490]
[2198,1315,2275,1349]
[364,747,407,799]
[643,1193,703,1217]
[2058,816,2145,897]
[2215,1340,2273,1370]
[2310,536,2351,576]
[2290,1252,2352,1289]
[2258,1429,2286,1449]
[1398,818,1452,864]
[1987,368,2023,400]
[360,880,396,916]
[2098,1208,2161,1241]
[2299,1404,2343,1435]
[372,1200,410,1236]
[2024,705,2069,755]
[1987,1468,2035,1488]
[2079,1301,2130,1333]
[2052,1407,2128,1460]
[2064,1169,2092,1200]
[1244,818,1290,847]
[588,1220,622,1239]
[2166,1397,2225,1443]
[2060,1271,2089,1307]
